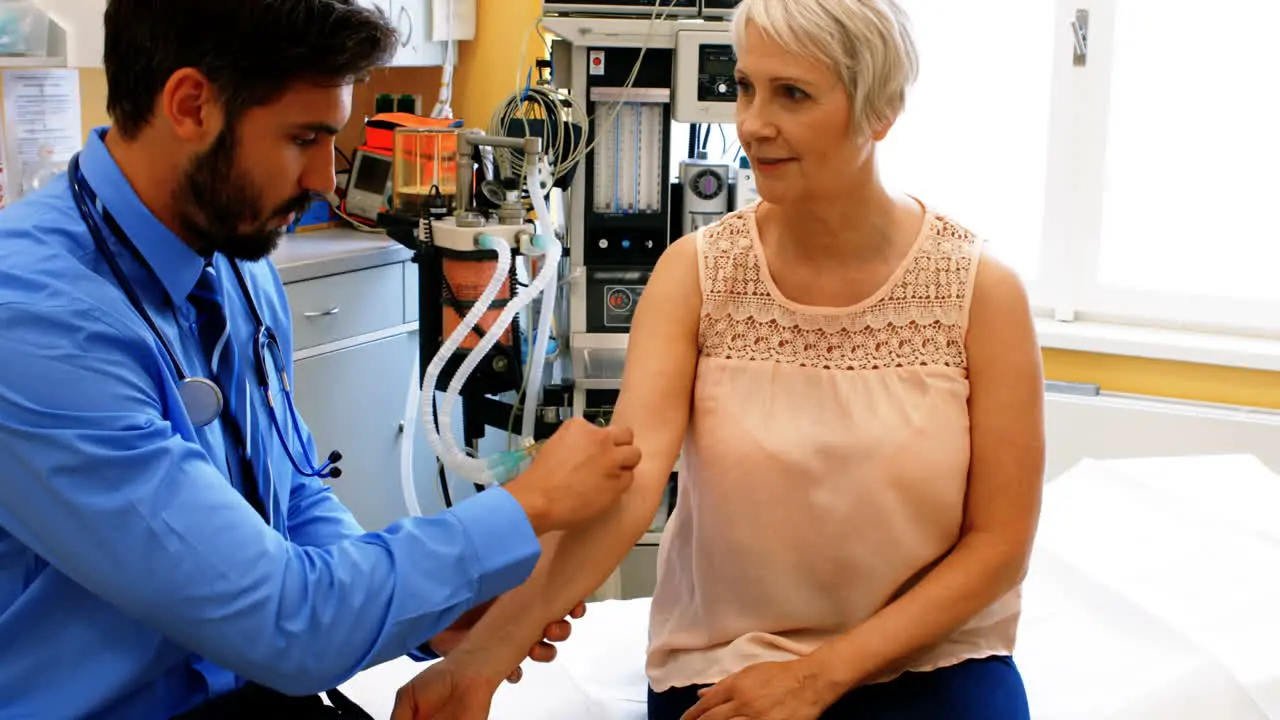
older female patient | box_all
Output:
[391,1,1045,718]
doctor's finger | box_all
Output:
[390,685,416,720]
[607,425,634,446]
[613,445,642,470]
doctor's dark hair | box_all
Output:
[103,0,399,139]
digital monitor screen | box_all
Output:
[700,44,736,77]
[353,153,392,195]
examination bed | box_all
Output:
[340,454,1280,719]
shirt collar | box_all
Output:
[80,126,205,307]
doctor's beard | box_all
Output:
[173,126,313,262]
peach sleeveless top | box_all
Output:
[646,203,1022,691]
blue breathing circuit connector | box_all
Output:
[484,439,546,486]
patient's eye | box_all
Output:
[780,84,810,102]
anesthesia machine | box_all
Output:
[541,10,748,426]
[362,6,751,513]
[368,121,577,512]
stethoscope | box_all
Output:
[68,153,343,487]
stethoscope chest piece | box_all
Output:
[180,377,224,428]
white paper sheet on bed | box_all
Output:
[340,454,1280,719]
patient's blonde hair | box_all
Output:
[730,0,920,137]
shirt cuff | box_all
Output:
[408,645,440,662]
[448,487,542,604]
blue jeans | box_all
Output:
[648,655,1030,720]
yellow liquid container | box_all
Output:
[392,126,460,216]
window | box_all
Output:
[880,0,1057,286]
[1085,0,1280,330]
[883,0,1280,336]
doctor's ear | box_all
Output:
[158,68,226,145]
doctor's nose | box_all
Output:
[302,144,339,197]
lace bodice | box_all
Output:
[697,206,983,372]
[648,203,1017,692]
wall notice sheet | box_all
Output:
[1,68,83,202]
[0,119,8,209]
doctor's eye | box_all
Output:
[293,135,319,147]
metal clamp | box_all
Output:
[1071,9,1089,67]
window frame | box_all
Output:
[1033,0,1280,338]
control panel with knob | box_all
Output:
[673,29,737,124]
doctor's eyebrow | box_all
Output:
[291,122,342,136]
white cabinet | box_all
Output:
[33,0,446,69]
[293,332,419,531]
[285,256,457,532]
[360,0,448,67]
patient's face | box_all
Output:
[733,22,884,207]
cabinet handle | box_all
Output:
[303,306,341,318]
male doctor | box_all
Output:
[0,0,640,718]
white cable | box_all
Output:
[431,0,456,118]
[419,227,560,486]
[520,167,562,441]
[488,86,589,183]
[421,234,512,484]
[434,235,558,485]
[491,0,675,183]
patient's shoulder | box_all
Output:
[652,232,701,298]
[630,233,702,345]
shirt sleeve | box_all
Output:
[0,300,542,695]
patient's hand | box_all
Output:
[428,600,587,682]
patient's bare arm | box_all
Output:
[394,235,702,707]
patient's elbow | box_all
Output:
[621,468,672,530]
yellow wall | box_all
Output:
[451,0,546,128]
[11,5,1276,412]
[1043,350,1280,410]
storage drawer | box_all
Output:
[288,264,404,350]
[404,260,419,324]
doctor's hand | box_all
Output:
[505,418,641,534]
[392,659,495,720]
[427,599,588,683]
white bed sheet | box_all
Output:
[340,454,1280,719]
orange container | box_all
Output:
[441,255,513,350]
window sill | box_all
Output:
[1035,318,1280,373]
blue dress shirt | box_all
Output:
[0,128,542,719]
